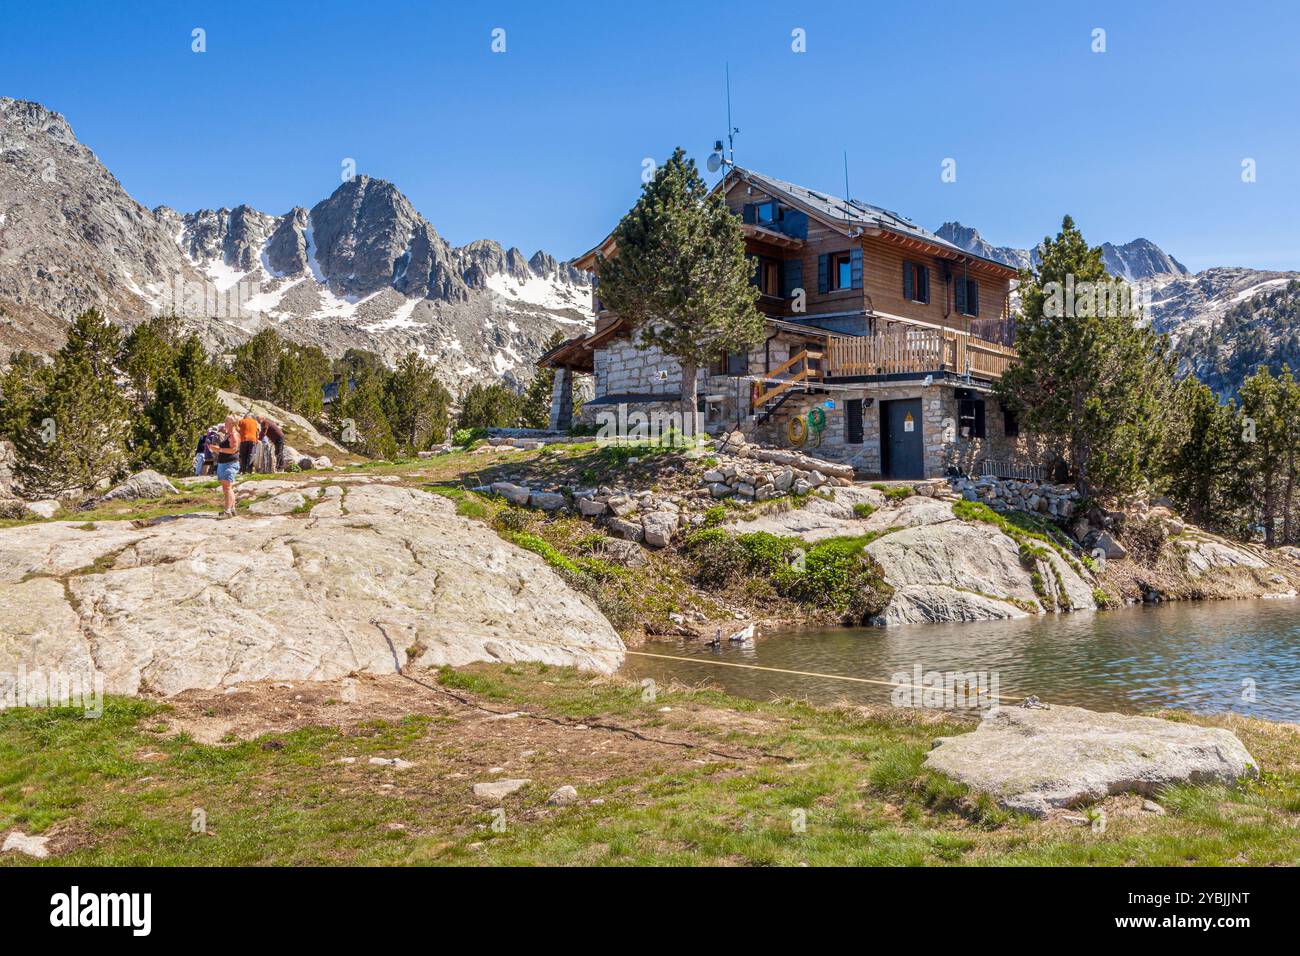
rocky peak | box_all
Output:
[1100,238,1189,281]
[935,221,1034,271]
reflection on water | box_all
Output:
[621,600,1300,722]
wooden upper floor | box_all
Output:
[554,165,1021,380]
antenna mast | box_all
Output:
[725,63,736,163]
[843,150,850,200]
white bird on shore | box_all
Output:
[727,623,756,646]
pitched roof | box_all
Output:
[724,166,1016,275]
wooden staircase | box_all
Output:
[753,349,822,425]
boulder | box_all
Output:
[605,517,644,542]
[528,491,567,511]
[100,470,177,502]
[708,482,732,498]
[490,482,532,507]
[0,482,625,696]
[875,585,1029,625]
[925,704,1259,817]
[312,456,332,469]
[547,785,579,805]
[1092,531,1128,560]
[577,497,607,517]
[598,538,646,567]
[641,511,677,548]
[1,831,50,859]
[472,779,531,801]
[24,500,60,520]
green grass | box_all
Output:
[2,665,1296,866]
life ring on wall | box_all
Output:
[788,417,807,446]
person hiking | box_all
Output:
[237,411,260,473]
[194,424,220,476]
[258,415,286,472]
[209,416,242,519]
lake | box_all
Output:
[621,599,1300,723]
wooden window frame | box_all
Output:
[831,251,853,291]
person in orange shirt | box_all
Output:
[237,412,260,473]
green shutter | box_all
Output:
[782,258,803,298]
[954,275,967,314]
[902,262,913,301]
[920,266,930,304]
[818,254,829,294]
[969,280,979,317]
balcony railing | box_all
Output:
[825,329,1016,380]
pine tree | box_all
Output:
[0,351,52,443]
[120,315,182,412]
[333,367,397,459]
[996,216,1175,496]
[1161,377,1244,531]
[1237,365,1298,546]
[383,352,452,454]
[520,332,565,429]
[12,309,130,497]
[594,148,764,422]
[231,328,285,401]
[272,344,330,420]
[135,334,227,474]
[457,382,520,430]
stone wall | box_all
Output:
[950,473,1080,520]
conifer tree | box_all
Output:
[13,309,130,496]
[521,332,566,429]
[383,352,451,453]
[136,334,226,474]
[120,315,182,412]
[997,216,1175,496]
[457,382,520,430]
[594,148,764,422]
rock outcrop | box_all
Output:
[925,704,1259,817]
[0,481,624,697]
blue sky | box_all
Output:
[3,0,1298,271]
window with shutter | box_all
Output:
[782,258,803,298]
[956,277,979,316]
[817,254,829,294]
[845,399,864,444]
[742,204,756,224]
[903,262,930,304]
[850,247,863,289]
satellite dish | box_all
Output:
[706,152,722,173]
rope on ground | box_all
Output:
[622,649,1031,703]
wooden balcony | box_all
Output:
[825,329,1016,381]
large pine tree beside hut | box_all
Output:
[594,148,764,425]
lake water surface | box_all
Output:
[621,599,1300,723]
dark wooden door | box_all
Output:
[881,399,923,479]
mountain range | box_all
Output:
[935,222,1300,396]
[3,95,1299,400]
[0,97,592,393]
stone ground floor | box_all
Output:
[561,371,1048,481]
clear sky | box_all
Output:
[2,0,1298,271]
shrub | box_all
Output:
[491,508,532,534]
[853,502,876,519]
[701,504,727,527]
[452,426,487,447]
